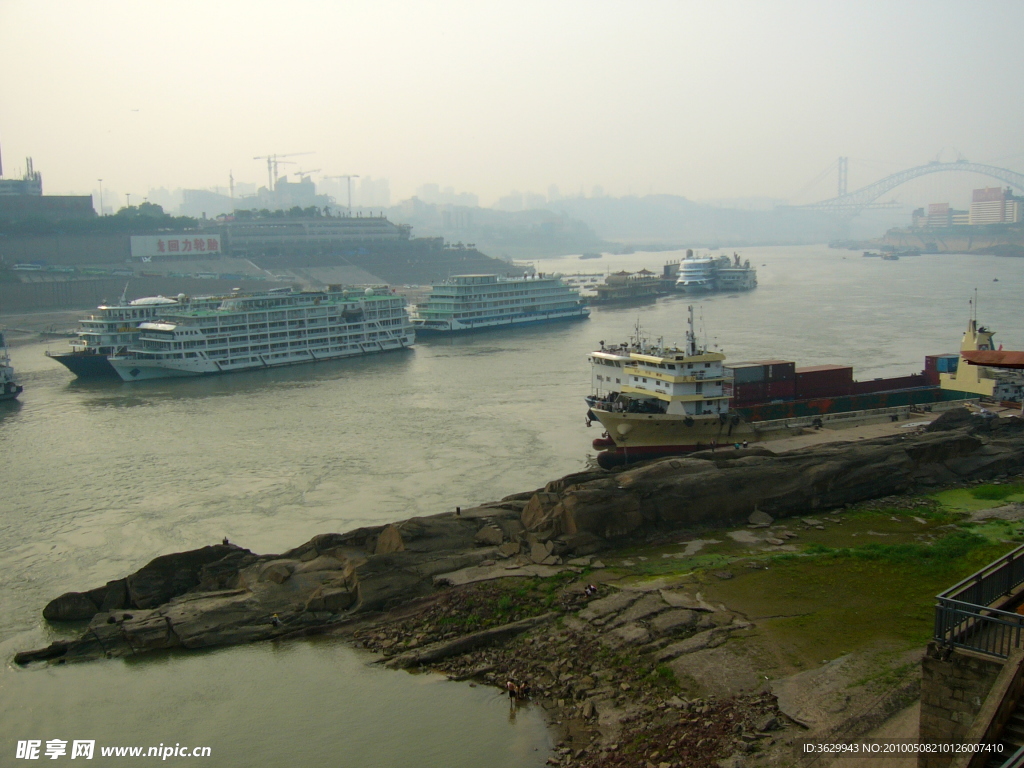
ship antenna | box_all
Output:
[119,281,129,305]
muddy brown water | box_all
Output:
[2,245,1022,766]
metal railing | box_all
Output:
[935,543,1024,658]
[999,745,1024,768]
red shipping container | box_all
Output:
[795,365,853,399]
[732,381,767,404]
[766,380,795,399]
[850,374,929,394]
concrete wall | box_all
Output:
[919,643,1005,768]
[0,233,131,264]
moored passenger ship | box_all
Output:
[46,294,224,379]
[410,273,589,333]
[108,286,413,381]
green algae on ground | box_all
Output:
[933,485,1024,512]
[700,535,1015,668]
[610,505,964,579]
[604,497,1023,672]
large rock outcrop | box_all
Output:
[528,412,1024,541]
[17,411,1024,665]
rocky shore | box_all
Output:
[17,408,1024,767]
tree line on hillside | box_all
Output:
[0,203,199,236]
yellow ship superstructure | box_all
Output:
[587,308,758,465]
[941,316,1024,401]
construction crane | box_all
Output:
[252,152,313,192]
[292,168,321,180]
[323,174,360,215]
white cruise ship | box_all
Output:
[46,293,224,379]
[410,273,589,333]
[108,286,413,381]
[675,252,757,294]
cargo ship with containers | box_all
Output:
[585,309,977,468]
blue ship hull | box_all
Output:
[46,352,120,379]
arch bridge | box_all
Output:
[798,160,1024,216]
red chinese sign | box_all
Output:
[130,235,222,258]
[156,238,220,253]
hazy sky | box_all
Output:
[2,0,1022,207]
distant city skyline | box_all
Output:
[3,0,1021,213]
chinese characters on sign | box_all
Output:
[157,238,221,254]
[16,740,94,760]
[129,235,222,259]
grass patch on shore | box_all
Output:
[599,485,1024,672]
[610,504,966,581]
[801,530,986,564]
[701,534,1014,669]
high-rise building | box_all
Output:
[927,203,951,227]
[0,157,42,196]
[969,187,1021,225]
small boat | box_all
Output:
[0,330,24,401]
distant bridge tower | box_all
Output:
[795,159,1024,216]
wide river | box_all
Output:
[1,244,1022,766]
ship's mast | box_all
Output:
[686,305,697,356]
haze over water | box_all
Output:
[2,245,1022,766]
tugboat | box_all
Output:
[0,330,24,401]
